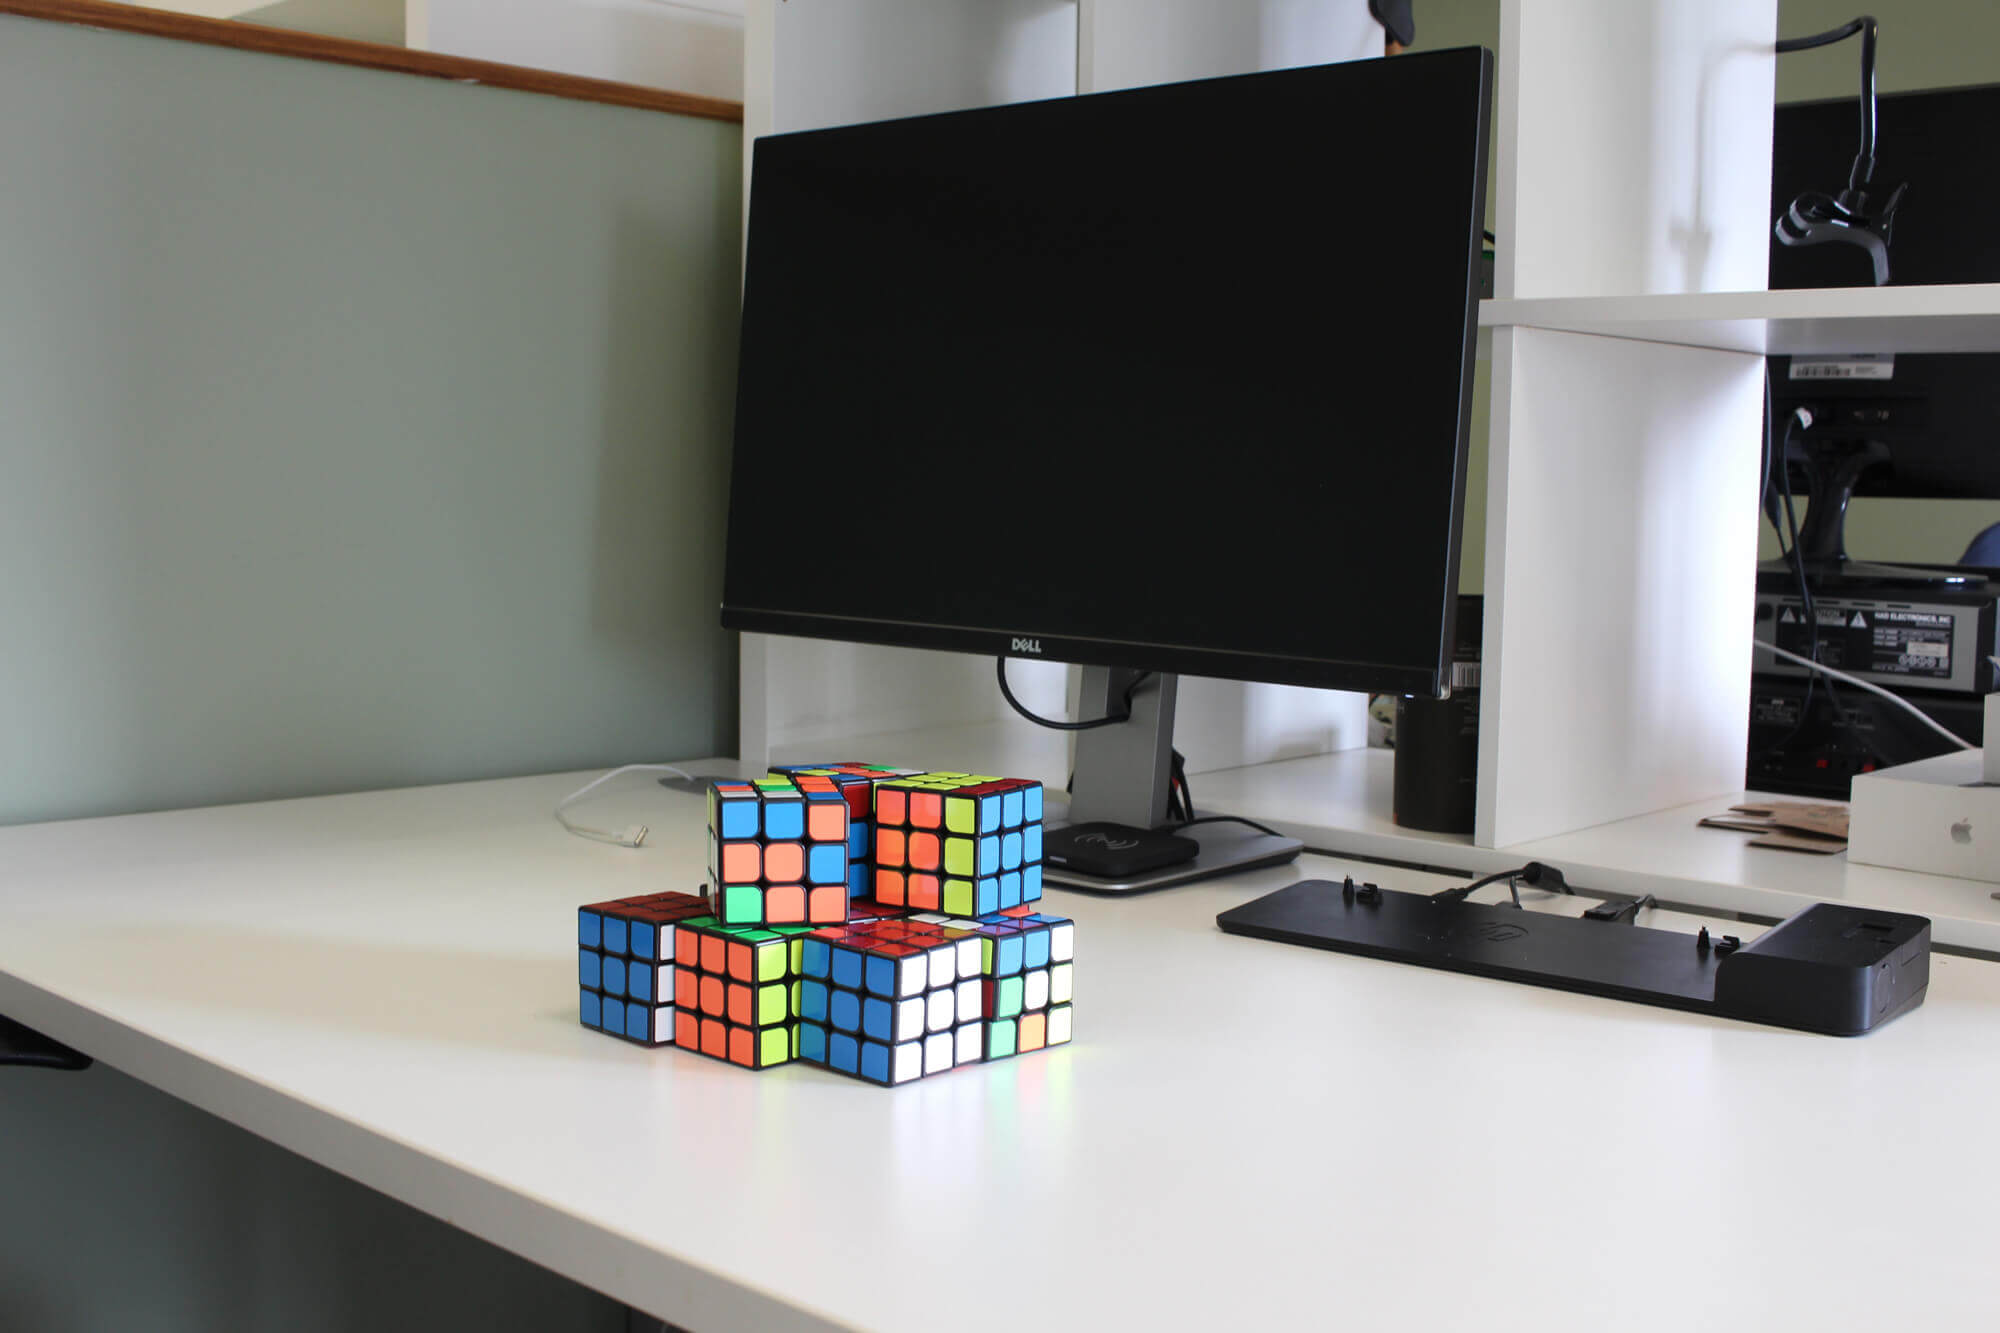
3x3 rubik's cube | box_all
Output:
[576,763,1073,1085]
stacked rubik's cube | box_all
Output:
[576,890,711,1046]
[575,765,1074,1083]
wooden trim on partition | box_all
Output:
[0,0,745,123]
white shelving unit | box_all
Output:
[1484,284,2000,356]
[737,1,1991,860]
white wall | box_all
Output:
[411,0,745,100]
[237,0,405,45]
[1081,0,1382,92]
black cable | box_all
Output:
[1767,408,1820,753]
[996,657,1150,732]
[1760,411,1856,756]
[1168,815,1285,839]
[1784,16,1872,179]
[1432,861,1573,906]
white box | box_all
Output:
[1849,749,1999,886]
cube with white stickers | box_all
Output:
[793,914,992,1085]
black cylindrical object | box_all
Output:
[1394,595,1482,834]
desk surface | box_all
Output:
[776,721,2000,952]
[4,768,2000,1330]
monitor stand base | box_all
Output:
[1044,818,1302,895]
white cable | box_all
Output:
[555,763,701,848]
[1755,640,1976,752]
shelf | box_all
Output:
[1481,283,2000,356]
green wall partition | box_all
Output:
[0,13,741,1332]
[0,14,742,828]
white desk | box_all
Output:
[4,769,1999,1330]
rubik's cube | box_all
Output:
[577,891,711,1046]
[771,762,928,899]
[793,915,989,1085]
[973,908,1075,1060]
[871,773,1045,916]
[707,775,851,927]
[670,915,813,1069]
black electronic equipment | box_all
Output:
[1747,672,1984,799]
[1043,823,1199,879]
[724,49,1492,887]
[1753,578,1999,696]
[1767,82,2000,588]
[1218,883,1931,1037]
[1772,82,2000,291]
[1393,594,1481,835]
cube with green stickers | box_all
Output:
[668,915,813,1069]
[971,908,1075,1060]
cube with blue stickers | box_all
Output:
[793,915,988,1085]
[770,762,928,899]
[870,773,1044,916]
[973,908,1075,1060]
[576,891,711,1046]
[708,775,851,928]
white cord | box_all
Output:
[1755,640,1976,752]
[555,763,701,847]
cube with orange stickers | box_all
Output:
[669,915,813,1070]
[870,773,1045,916]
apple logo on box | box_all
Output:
[1952,818,1974,845]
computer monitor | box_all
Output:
[1768,82,2000,586]
[723,49,1492,885]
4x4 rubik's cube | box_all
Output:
[576,765,1073,1083]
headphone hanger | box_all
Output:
[1774,16,1905,287]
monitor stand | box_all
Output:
[1772,438,1977,589]
[1043,667,1304,894]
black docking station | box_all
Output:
[1217,882,1930,1035]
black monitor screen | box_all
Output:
[724,49,1492,696]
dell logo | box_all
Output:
[1011,637,1043,654]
